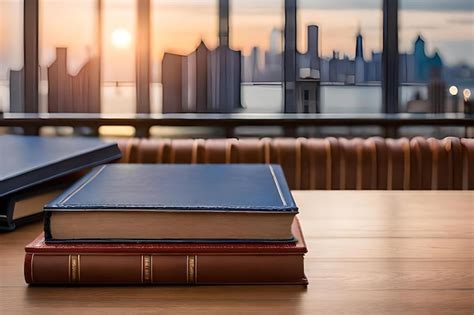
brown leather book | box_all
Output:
[25,219,308,285]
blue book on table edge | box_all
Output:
[0,135,122,231]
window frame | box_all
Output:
[21,0,399,114]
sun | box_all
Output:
[111,28,132,49]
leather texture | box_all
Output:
[25,219,307,285]
[25,253,307,285]
[0,135,122,197]
[116,137,474,190]
[45,164,297,212]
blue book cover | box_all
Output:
[45,164,298,243]
[0,135,122,230]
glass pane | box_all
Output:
[297,0,382,113]
[102,0,136,114]
[39,0,98,113]
[151,0,217,113]
[230,0,284,113]
[0,0,24,113]
[400,0,474,113]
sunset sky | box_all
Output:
[1,0,473,81]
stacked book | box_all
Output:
[24,164,307,285]
[1,135,121,231]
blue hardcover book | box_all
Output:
[0,135,122,230]
[44,164,298,243]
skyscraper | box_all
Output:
[162,42,208,113]
[162,0,241,113]
[307,25,320,71]
[162,42,241,113]
[284,0,297,113]
[295,25,321,113]
[414,35,443,83]
[47,48,100,113]
[208,45,242,113]
[355,31,364,60]
[297,25,320,79]
[355,30,365,84]
[414,35,428,82]
[213,0,242,112]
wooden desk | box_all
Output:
[1,191,473,314]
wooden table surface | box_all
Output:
[1,191,473,314]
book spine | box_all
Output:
[25,253,307,285]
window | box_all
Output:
[297,0,382,113]
[102,0,136,114]
[39,0,99,113]
[399,0,474,113]
[2,0,472,118]
[0,0,23,113]
[230,0,284,113]
[151,0,217,113]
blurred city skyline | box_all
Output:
[1,0,473,82]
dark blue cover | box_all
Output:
[0,135,122,198]
[45,164,297,212]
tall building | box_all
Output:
[354,30,365,84]
[414,35,443,82]
[329,51,338,82]
[366,51,382,82]
[9,48,100,114]
[9,69,24,113]
[47,47,100,113]
[162,0,241,113]
[297,25,320,79]
[162,42,211,113]
[212,0,241,112]
[208,45,242,113]
[162,41,241,113]
[355,31,364,60]
[218,0,229,47]
[308,25,319,70]
[162,53,184,113]
[284,0,297,113]
[414,36,427,82]
[295,25,321,113]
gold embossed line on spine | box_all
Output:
[143,255,152,284]
[187,255,197,284]
[68,255,71,283]
[70,254,79,284]
[30,254,35,283]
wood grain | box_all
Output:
[1,191,473,314]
